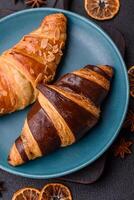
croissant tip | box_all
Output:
[84,64,114,78]
[7,144,24,167]
[7,155,15,166]
[44,13,67,22]
[99,65,114,78]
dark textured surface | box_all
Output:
[0,0,134,200]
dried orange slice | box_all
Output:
[85,0,120,20]
[12,187,40,200]
[39,183,72,200]
[128,66,134,98]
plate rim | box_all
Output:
[0,8,129,179]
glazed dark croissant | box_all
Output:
[8,65,113,166]
[0,13,67,114]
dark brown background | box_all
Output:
[0,0,134,199]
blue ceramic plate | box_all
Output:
[0,8,129,179]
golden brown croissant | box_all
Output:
[8,65,113,166]
[0,13,67,114]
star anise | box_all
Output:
[25,0,47,7]
[114,138,133,158]
[124,110,134,132]
[128,66,134,97]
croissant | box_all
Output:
[0,13,67,114]
[8,65,113,166]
